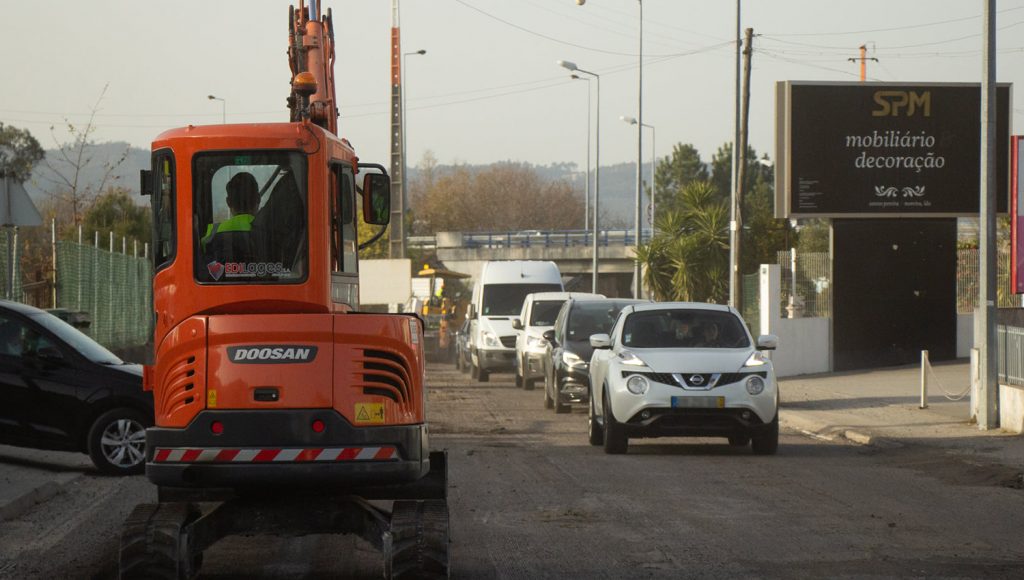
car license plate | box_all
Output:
[671,396,725,409]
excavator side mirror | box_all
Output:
[362,173,390,225]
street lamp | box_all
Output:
[401,48,426,256]
[207,94,226,124]
[621,116,655,234]
[558,59,601,294]
[572,74,591,231]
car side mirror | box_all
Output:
[139,169,153,196]
[542,329,556,345]
[590,333,611,349]
[512,318,523,330]
[467,304,477,319]
[756,334,778,351]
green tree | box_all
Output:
[0,123,45,182]
[636,180,729,303]
[652,143,707,215]
[82,188,152,244]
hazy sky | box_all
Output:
[3,0,1024,171]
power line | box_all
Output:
[767,5,1024,37]
[760,18,1024,51]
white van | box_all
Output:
[512,291,604,390]
[468,261,563,382]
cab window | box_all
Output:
[152,151,175,271]
[192,151,308,284]
[331,163,357,273]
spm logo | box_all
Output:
[227,345,318,364]
[872,90,931,117]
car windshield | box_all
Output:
[29,312,124,364]
[482,284,562,316]
[529,300,565,326]
[566,301,631,341]
[622,309,751,349]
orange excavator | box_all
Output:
[120,2,449,578]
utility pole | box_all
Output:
[847,44,878,82]
[731,27,753,312]
[729,0,742,308]
[978,0,999,429]
[388,0,405,259]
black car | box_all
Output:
[0,300,153,474]
[542,298,647,413]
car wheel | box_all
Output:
[588,394,604,446]
[543,373,554,409]
[515,369,523,388]
[602,391,628,454]
[553,373,570,414]
[478,367,490,382]
[751,412,779,456]
[470,362,479,379]
[523,377,535,391]
[728,435,750,447]
[87,407,149,475]
[454,351,462,370]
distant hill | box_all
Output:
[23,141,150,205]
[22,144,650,225]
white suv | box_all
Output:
[588,302,780,455]
[513,292,603,390]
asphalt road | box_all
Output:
[2,362,1024,579]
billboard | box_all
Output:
[775,82,1011,218]
[1014,136,1024,294]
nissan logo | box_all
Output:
[689,374,705,385]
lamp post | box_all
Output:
[572,74,591,231]
[207,95,226,124]
[729,0,742,308]
[621,116,655,233]
[558,60,600,294]
[633,0,644,299]
[401,48,426,257]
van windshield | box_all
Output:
[483,284,562,316]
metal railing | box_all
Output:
[409,229,653,250]
[776,250,831,319]
[997,324,1024,387]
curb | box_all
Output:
[780,410,901,449]
[0,473,82,522]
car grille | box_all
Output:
[499,336,517,348]
[624,371,767,389]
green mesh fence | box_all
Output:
[741,272,760,336]
[0,230,24,302]
[56,240,152,349]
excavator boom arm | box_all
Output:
[287,0,338,135]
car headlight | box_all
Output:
[482,331,500,347]
[562,351,584,366]
[618,350,647,367]
[744,351,768,367]
[626,374,649,395]
[745,375,766,395]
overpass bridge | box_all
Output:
[408,229,650,296]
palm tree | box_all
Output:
[636,180,729,303]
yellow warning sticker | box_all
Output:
[208,389,218,408]
[355,402,385,424]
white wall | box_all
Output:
[759,264,831,378]
[359,259,412,306]
[1000,384,1024,434]
[957,313,973,358]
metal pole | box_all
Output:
[5,227,13,300]
[729,0,742,307]
[633,0,644,299]
[650,124,655,232]
[584,77,591,231]
[978,0,999,429]
[593,73,601,294]
[920,350,929,409]
[51,218,56,308]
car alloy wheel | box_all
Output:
[88,408,149,475]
